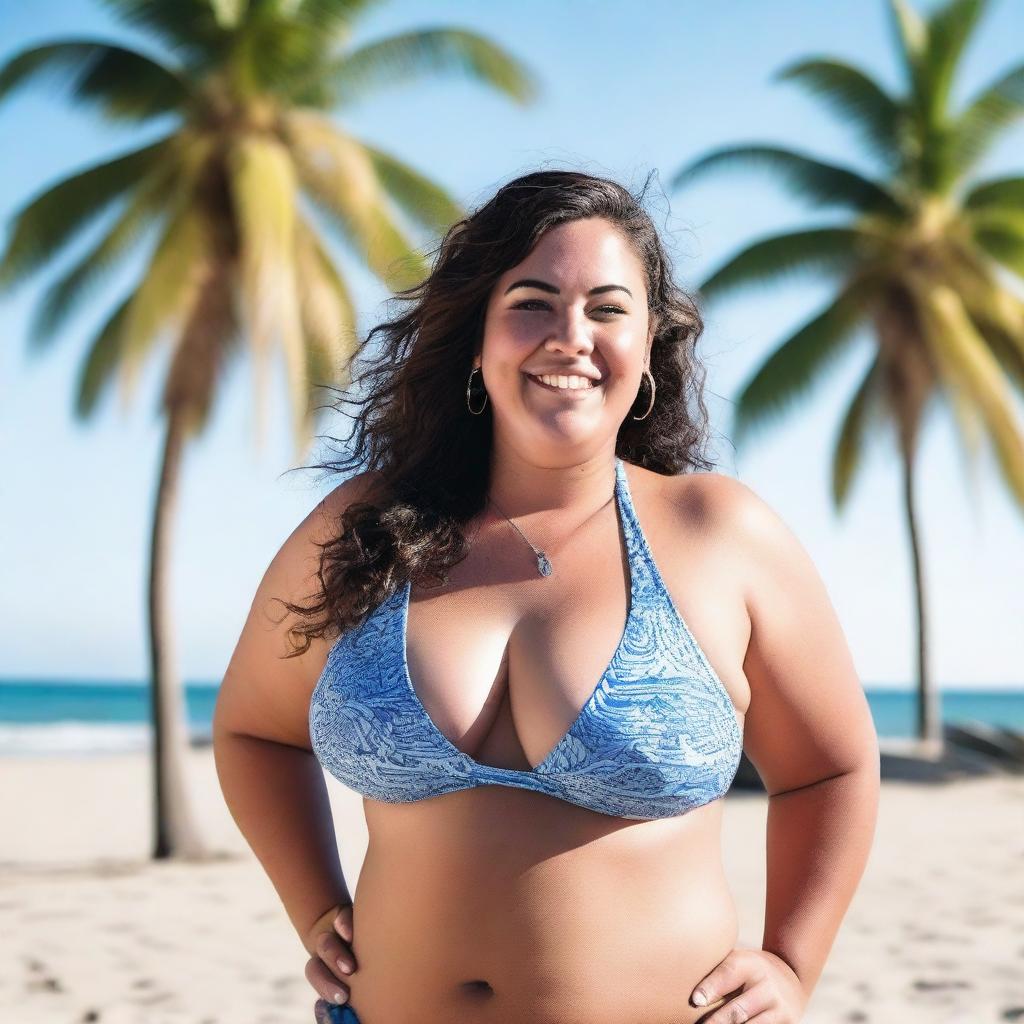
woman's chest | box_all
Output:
[405,470,751,775]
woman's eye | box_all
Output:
[513,301,625,315]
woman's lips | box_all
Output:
[524,373,603,397]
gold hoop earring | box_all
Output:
[631,368,655,420]
[466,365,488,415]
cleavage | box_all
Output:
[404,503,631,772]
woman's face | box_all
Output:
[478,216,655,459]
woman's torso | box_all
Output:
[312,460,752,1024]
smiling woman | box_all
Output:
[213,169,879,1024]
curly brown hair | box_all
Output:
[278,168,715,657]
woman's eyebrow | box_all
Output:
[504,278,633,299]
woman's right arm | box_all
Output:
[211,473,376,981]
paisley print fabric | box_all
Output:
[309,457,744,821]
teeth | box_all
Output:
[535,374,597,390]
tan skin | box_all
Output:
[215,217,879,1024]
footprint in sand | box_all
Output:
[911,978,972,992]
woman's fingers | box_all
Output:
[315,925,359,975]
[304,955,350,1007]
[333,903,354,944]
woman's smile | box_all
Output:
[523,371,605,398]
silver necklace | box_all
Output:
[485,472,617,578]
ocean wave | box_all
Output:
[0,721,213,757]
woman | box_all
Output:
[213,170,880,1024]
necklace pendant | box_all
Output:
[536,551,553,577]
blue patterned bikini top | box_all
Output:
[309,457,744,821]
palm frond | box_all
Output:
[317,28,539,109]
[0,40,188,120]
[832,351,884,507]
[0,135,173,289]
[696,227,877,304]
[288,112,428,290]
[913,278,1024,505]
[227,133,306,447]
[358,140,464,233]
[671,143,903,217]
[920,0,987,123]
[118,201,209,408]
[963,175,1024,212]
[771,59,902,170]
[96,0,226,62]
[967,207,1024,279]
[732,276,876,448]
[886,0,928,105]
[28,165,176,351]
[294,216,357,387]
[74,293,130,419]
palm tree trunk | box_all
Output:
[149,408,208,859]
[898,443,942,747]
[877,294,943,754]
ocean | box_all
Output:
[1,678,1022,757]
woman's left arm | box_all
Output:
[691,482,881,1023]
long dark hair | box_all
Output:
[278,168,714,656]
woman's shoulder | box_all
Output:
[657,467,801,558]
[319,468,386,520]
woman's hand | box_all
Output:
[690,947,807,1023]
[302,902,358,1016]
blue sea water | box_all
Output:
[0,677,1021,756]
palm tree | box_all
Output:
[0,0,538,858]
[671,0,1024,748]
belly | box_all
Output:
[342,786,740,1024]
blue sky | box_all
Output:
[2,0,1022,688]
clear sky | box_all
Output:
[2,0,1022,688]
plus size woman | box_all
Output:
[213,170,880,1024]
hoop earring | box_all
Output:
[631,368,656,420]
[466,365,488,415]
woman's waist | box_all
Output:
[344,894,738,1024]
[350,847,738,977]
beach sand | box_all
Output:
[1,746,1021,1024]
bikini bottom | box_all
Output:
[314,998,361,1023]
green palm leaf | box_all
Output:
[732,276,877,448]
[967,207,1024,278]
[697,227,875,303]
[772,59,902,169]
[963,175,1024,212]
[118,201,208,406]
[832,352,884,506]
[319,28,540,108]
[919,0,987,121]
[227,133,306,447]
[672,144,903,216]
[0,136,172,289]
[287,112,428,290]
[951,63,1024,177]
[913,279,1024,504]
[29,170,173,351]
[74,293,131,419]
[0,40,188,120]
[358,140,464,233]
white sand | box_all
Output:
[0,747,1021,1024]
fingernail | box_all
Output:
[337,958,352,974]
[692,989,708,1006]
[333,990,347,1004]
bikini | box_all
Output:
[309,456,744,822]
